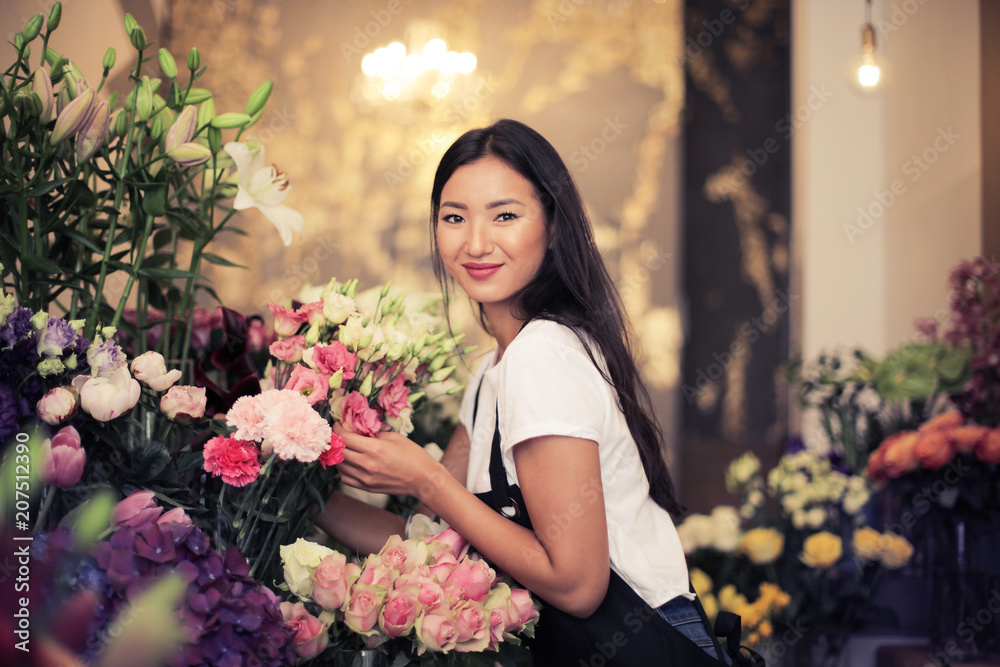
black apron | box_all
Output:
[471,397,730,667]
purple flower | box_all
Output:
[0,307,32,350]
[86,337,126,378]
[135,524,177,563]
[36,317,78,358]
[0,384,18,444]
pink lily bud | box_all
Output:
[40,425,85,489]
[160,385,207,424]
[111,490,162,528]
[166,141,212,167]
[36,385,79,425]
[51,87,95,144]
[164,106,197,152]
[55,85,71,116]
[76,99,110,162]
[32,68,55,124]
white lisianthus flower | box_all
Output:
[224,141,305,246]
[322,292,356,326]
[386,405,414,436]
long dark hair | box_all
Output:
[430,119,683,518]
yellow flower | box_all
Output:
[800,531,843,569]
[758,620,774,638]
[878,532,914,569]
[740,527,785,565]
[717,584,748,612]
[689,568,714,597]
[852,526,883,562]
[700,593,719,622]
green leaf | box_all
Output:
[201,253,247,269]
[60,228,105,254]
[20,253,63,274]
[139,267,201,280]
[26,176,74,197]
[143,252,175,269]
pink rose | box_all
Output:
[340,391,384,437]
[358,553,397,590]
[483,584,516,648]
[415,612,459,654]
[285,365,329,406]
[313,552,350,611]
[426,527,470,560]
[319,432,346,468]
[509,588,540,630]
[377,374,410,418]
[344,583,387,634]
[307,341,358,379]
[445,558,496,602]
[428,552,460,582]
[396,571,448,612]
[379,534,427,574]
[452,600,490,652]
[160,385,207,424]
[268,303,309,338]
[40,425,85,489]
[78,366,141,422]
[156,507,193,527]
[281,601,329,660]
[269,335,306,362]
[111,490,162,528]
[129,351,183,392]
[379,589,421,638]
[36,386,78,425]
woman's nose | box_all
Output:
[465,219,492,256]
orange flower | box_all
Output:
[949,425,987,455]
[914,431,953,470]
[882,431,920,478]
[866,445,888,482]
[976,429,1000,465]
[919,410,964,433]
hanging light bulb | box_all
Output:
[847,0,889,96]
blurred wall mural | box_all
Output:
[162,0,790,505]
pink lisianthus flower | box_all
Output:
[285,365,330,406]
[280,601,329,660]
[312,552,350,611]
[319,432,346,468]
[269,335,306,362]
[305,341,358,380]
[298,301,326,327]
[379,589,422,638]
[452,599,490,652]
[344,583,388,634]
[202,436,262,487]
[258,389,332,462]
[377,373,410,418]
[111,490,162,528]
[39,425,85,489]
[267,303,308,338]
[227,394,267,441]
[247,318,274,353]
[445,558,496,602]
[159,386,207,425]
[340,391,384,437]
[414,612,459,655]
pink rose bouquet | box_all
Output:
[280,528,539,661]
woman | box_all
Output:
[317,119,732,666]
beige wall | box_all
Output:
[793,0,982,364]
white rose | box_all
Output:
[280,537,336,598]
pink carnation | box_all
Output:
[258,389,332,462]
[309,341,358,380]
[203,436,261,487]
[270,335,306,362]
[340,391,384,437]
[319,432,346,468]
[286,365,330,406]
[227,394,266,441]
[377,374,410,418]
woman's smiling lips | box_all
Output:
[462,262,503,279]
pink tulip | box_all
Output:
[156,507,193,527]
[160,385,207,424]
[280,601,329,660]
[78,366,141,422]
[36,385,78,425]
[130,351,183,391]
[40,425,85,489]
[111,490,162,528]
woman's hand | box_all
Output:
[335,424,444,498]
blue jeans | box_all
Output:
[656,596,733,665]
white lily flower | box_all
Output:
[224,141,304,246]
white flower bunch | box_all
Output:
[676,506,742,554]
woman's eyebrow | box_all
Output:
[487,198,525,209]
[440,201,467,210]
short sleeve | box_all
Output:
[496,328,610,452]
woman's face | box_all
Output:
[435,157,549,313]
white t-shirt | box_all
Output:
[458,319,692,608]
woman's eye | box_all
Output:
[442,213,464,224]
[496,211,518,222]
